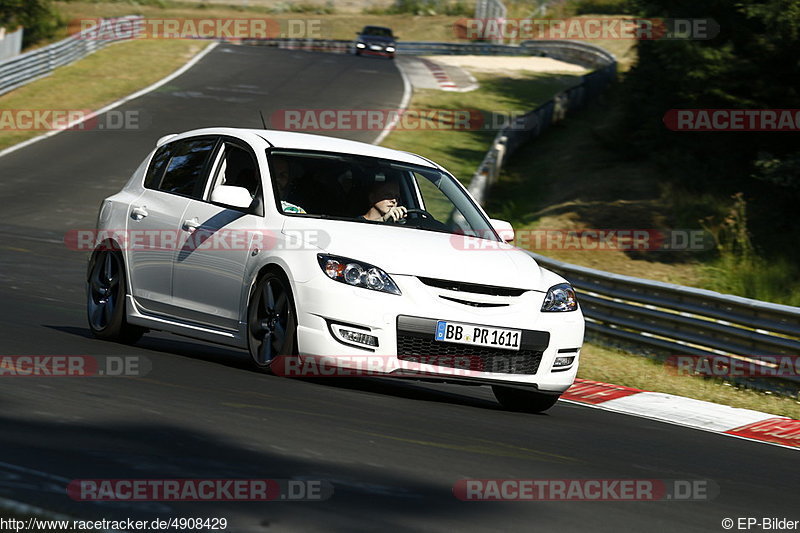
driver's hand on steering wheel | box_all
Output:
[381,206,407,223]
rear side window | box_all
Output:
[143,145,172,189]
[144,137,218,198]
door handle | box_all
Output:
[182,217,201,233]
[130,206,148,220]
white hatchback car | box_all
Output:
[87,128,584,412]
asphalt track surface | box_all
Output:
[0,44,797,532]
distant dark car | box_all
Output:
[354,26,397,59]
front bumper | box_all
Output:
[356,42,395,55]
[291,274,584,393]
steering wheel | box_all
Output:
[395,208,434,224]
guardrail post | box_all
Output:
[492,136,507,185]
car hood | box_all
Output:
[283,217,546,291]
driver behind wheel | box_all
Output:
[361,175,407,222]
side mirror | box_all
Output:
[490,218,515,243]
[211,185,252,209]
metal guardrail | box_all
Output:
[239,38,353,53]
[1,19,616,96]
[467,41,617,204]
[0,16,140,96]
[459,40,800,391]
[239,37,618,66]
[235,36,800,391]
[529,252,800,387]
[6,22,797,389]
[243,38,490,55]
[399,41,528,56]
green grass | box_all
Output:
[485,84,800,305]
[0,39,206,152]
[364,0,472,16]
[382,72,583,184]
[579,343,800,419]
[379,53,800,416]
[484,89,707,286]
[701,255,800,308]
[53,1,468,42]
[10,2,795,416]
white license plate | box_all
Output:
[369,45,383,50]
[435,321,521,351]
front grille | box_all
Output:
[438,295,508,308]
[418,277,527,297]
[397,334,543,375]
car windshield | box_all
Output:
[268,150,500,241]
[362,27,392,38]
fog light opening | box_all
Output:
[333,325,379,348]
[553,356,575,368]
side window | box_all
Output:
[413,171,457,222]
[209,143,260,199]
[143,144,172,189]
[152,138,218,198]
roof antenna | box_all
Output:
[259,110,267,129]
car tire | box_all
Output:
[87,246,144,344]
[492,386,560,413]
[247,270,298,373]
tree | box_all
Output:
[618,0,800,255]
[0,0,60,48]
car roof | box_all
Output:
[362,26,392,32]
[161,128,437,168]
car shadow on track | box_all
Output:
[44,326,538,415]
[296,375,504,412]
[44,325,254,370]
[0,415,531,530]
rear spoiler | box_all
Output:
[156,133,178,147]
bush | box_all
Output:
[366,0,472,16]
[571,0,634,15]
[271,2,336,15]
[617,0,800,268]
[0,0,61,48]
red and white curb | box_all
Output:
[562,379,800,450]
[419,58,457,90]
[394,57,477,93]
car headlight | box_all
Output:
[317,254,401,295]
[386,46,395,52]
[356,42,366,48]
[541,283,578,312]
